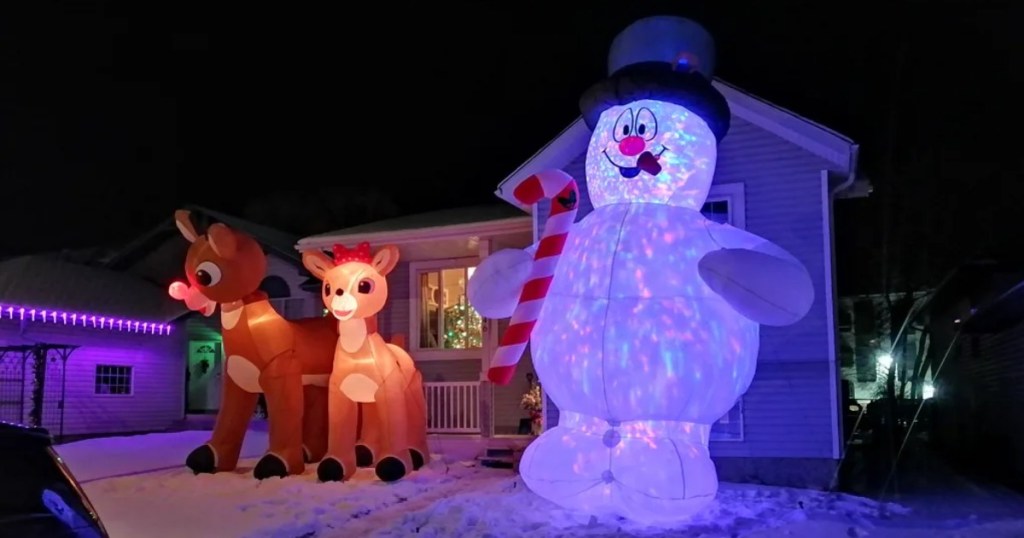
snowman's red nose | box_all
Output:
[618,136,645,157]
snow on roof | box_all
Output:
[0,255,186,322]
[298,204,528,245]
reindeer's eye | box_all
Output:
[357,279,374,294]
[323,282,331,297]
[195,261,222,287]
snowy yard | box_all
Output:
[55,431,1024,538]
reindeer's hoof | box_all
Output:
[186,445,217,474]
[375,456,407,482]
[317,457,345,482]
[410,449,425,471]
[253,453,288,480]
[356,445,374,467]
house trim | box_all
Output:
[494,79,860,209]
[407,257,488,362]
[296,217,532,252]
[821,170,841,459]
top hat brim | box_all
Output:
[580,62,731,142]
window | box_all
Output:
[710,398,744,441]
[700,200,730,224]
[95,365,132,395]
[413,263,483,351]
[700,183,745,229]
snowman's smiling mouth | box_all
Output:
[603,147,668,178]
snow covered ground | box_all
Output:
[55,430,1024,538]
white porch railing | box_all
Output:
[423,381,480,433]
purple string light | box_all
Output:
[0,302,172,336]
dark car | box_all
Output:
[0,421,108,537]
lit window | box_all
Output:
[417,266,482,350]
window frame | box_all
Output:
[408,257,484,361]
[704,182,747,442]
[93,364,134,396]
[702,182,746,229]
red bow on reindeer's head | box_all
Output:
[332,242,373,266]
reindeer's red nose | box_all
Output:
[618,136,645,157]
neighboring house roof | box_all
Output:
[496,79,866,210]
[102,205,303,288]
[296,204,531,251]
[0,255,185,322]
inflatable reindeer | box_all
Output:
[170,210,338,479]
[301,242,429,483]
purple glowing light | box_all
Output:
[0,302,172,336]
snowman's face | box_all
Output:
[585,99,718,209]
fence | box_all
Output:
[423,381,480,433]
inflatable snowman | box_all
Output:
[468,16,814,524]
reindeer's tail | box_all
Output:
[488,170,579,385]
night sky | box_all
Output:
[2,2,1021,294]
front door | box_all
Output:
[187,341,222,413]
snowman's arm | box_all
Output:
[698,221,815,326]
[467,241,545,319]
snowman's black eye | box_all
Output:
[613,108,634,142]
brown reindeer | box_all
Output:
[302,242,429,482]
[170,210,338,479]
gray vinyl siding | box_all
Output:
[378,261,411,342]
[935,322,1024,483]
[537,115,838,459]
[0,319,186,437]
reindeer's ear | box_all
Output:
[206,223,237,258]
[175,210,199,243]
[302,250,333,280]
[372,245,400,276]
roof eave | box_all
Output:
[295,216,532,252]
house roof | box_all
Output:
[296,204,530,251]
[104,205,301,271]
[496,78,864,210]
[0,255,185,322]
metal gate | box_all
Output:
[0,344,75,440]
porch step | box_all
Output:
[478,446,523,470]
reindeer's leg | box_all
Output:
[372,369,414,482]
[404,369,430,470]
[356,404,380,467]
[254,356,305,479]
[186,374,258,474]
[318,375,359,482]
[301,385,328,464]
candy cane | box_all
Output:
[488,170,579,385]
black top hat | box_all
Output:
[580,16,731,142]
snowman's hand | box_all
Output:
[698,246,814,326]
[467,246,536,319]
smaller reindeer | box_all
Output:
[302,242,429,482]
[170,210,337,479]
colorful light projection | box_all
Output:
[471,16,815,525]
[0,303,172,335]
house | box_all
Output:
[296,79,868,487]
[837,290,932,403]
[491,79,867,487]
[0,254,185,440]
[100,206,322,414]
[296,204,535,438]
[918,260,1024,490]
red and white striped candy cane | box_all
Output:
[488,169,579,385]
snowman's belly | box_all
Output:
[548,203,721,301]
[533,203,759,423]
